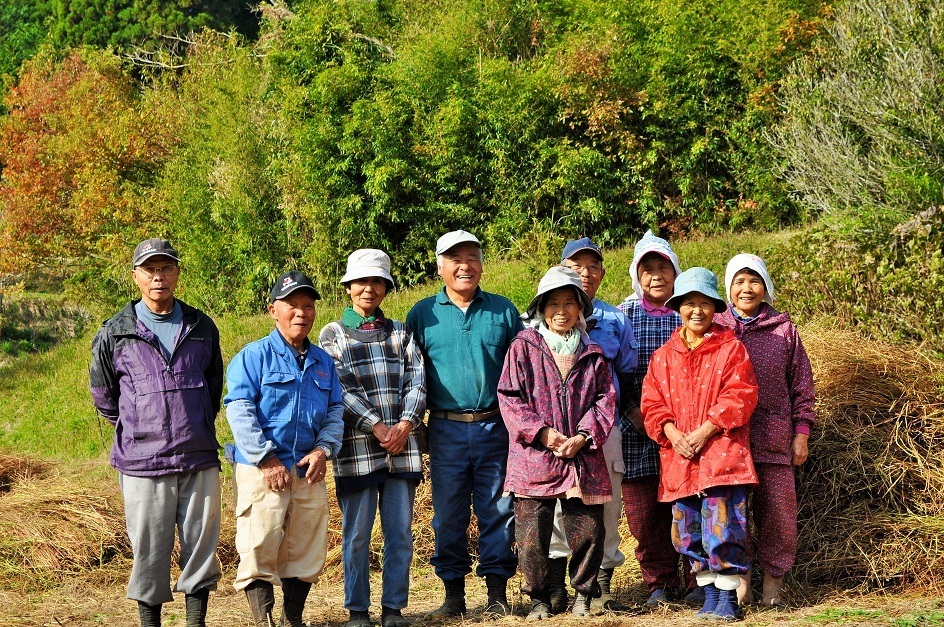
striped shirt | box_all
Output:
[618,297,681,479]
[318,319,427,480]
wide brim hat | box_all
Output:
[664,267,727,313]
[524,266,594,320]
[724,253,775,305]
[629,230,682,299]
[340,248,395,289]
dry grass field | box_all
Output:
[2,316,944,625]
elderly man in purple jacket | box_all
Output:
[90,239,223,627]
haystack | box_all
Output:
[793,321,944,590]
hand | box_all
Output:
[626,407,645,434]
[381,421,413,456]
[260,456,292,491]
[553,434,587,459]
[664,423,695,460]
[298,448,328,484]
[372,421,391,444]
[540,428,567,452]
[684,421,719,456]
[792,433,809,466]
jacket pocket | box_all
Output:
[261,371,297,423]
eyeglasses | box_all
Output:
[135,264,179,278]
[565,262,602,275]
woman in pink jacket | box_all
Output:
[642,267,758,621]
[716,254,815,607]
[498,266,616,620]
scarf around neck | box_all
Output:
[538,324,580,355]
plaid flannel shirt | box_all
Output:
[618,297,681,479]
[318,319,426,478]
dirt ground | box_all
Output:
[3,570,943,626]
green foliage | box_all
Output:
[0,0,45,79]
[774,0,944,218]
[44,0,260,49]
[774,208,944,350]
[144,31,291,314]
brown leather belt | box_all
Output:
[429,408,501,422]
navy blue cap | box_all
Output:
[561,237,603,263]
[271,271,321,303]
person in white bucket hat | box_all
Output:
[319,249,427,627]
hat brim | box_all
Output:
[339,267,395,289]
[271,285,321,303]
[134,251,180,266]
[525,285,594,320]
[665,290,727,313]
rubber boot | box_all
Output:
[280,577,312,627]
[761,572,784,606]
[571,592,592,617]
[711,588,740,621]
[381,606,409,627]
[526,597,551,621]
[547,557,569,615]
[736,567,753,605]
[596,568,631,612]
[695,584,719,619]
[427,577,466,618]
[484,574,511,616]
[137,601,161,627]
[185,588,209,627]
[245,579,276,627]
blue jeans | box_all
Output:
[428,416,517,580]
[338,477,417,611]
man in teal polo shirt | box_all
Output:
[406,230,523,618]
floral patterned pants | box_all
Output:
[514,497,604,600]
[670,485,750,575]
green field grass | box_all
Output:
[0,230,783,462]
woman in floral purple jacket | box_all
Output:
[715,254,816,607]
[498,266,616,620]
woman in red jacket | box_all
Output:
[641,267,759,621]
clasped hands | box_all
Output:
[663,421,719,460]
[372,420,413,456]
[540,427,586,459]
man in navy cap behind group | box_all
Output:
[224,270,344,627]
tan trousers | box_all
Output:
[232,463,329,591]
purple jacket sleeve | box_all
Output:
[498,339,549,446]
[788,325,816,434]
[576,353,616,450]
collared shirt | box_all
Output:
[587,297,639,405]
[406,287,522,412]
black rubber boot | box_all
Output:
[137,601,161,627]
[185,588,210,627]
[427,577,466,618]
[596,568,632,612]
[381,606,409,627]
[547,557,569,615]
[245,579,276,627]
[484,574,511,616]
[280,577,312,627]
